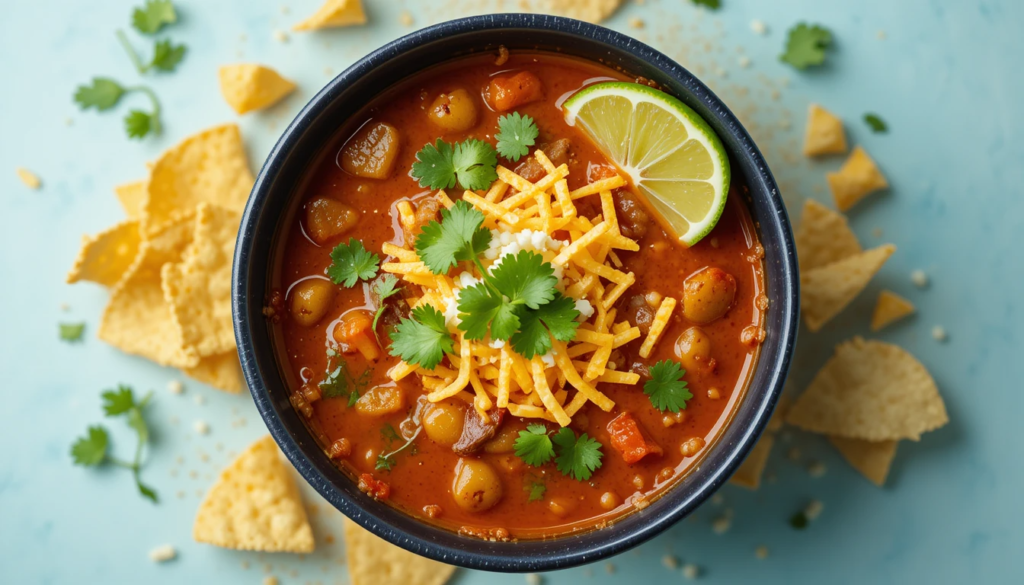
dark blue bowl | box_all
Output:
[233,13,798,573]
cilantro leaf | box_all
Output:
[514,424,555,466]
[102,385,137,416]
[411,139,498,191]
[780,23,833,70]
[454,139,499,190]
[150,39,186,72]
[389,305,453,369]
[489,251,557,309]
[414,200,491,275]
[59,322,86,342]
[510,293,580,359]
[74,78,125,111]
[137,480,159,503]
[644,360,693,413]
[553,428,603,481]
[376,454,396,471]
[691,0,721,8]
[456,282,519,340]
[380,424,401,448]
[459,251,558,341]
[864,113,888,133]
[71,426,109,466]
[132,0,178,34]
[328,238,380,287]
[495,112,539,161]
[371,274,401,331]
[526,481,547,502]
[319,348,369,405]
[124,109,156,139]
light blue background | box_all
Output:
[2,1,1021,583]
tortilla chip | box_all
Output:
[66,220,142,286]
[870,290,915,331]
[142,124,253,234]
[98,215,200,368]
[801,244,895,332]
[16,167,41,189]
[292,0,367,31]
[183,351,243,394]
[115,181,147,219]
[529,0,623,23]
[827,146,888,211]
[195,436,314,553]
[829,436,897,487]
[219,64,297,115]
[163,203,241,358]
[786,337,948,441]
[802,104,847,157]
[344,520,456,585]
[795,199,861,272]
[730,433,775,490]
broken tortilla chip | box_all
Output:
[730,433,775,490]
[344,520,456,585]
[870,290,915,331]
[527,0,623,23]
[66,220,142,287]
[194,435,314,553]
[802,104,847,157]
[786,337,948,441]
[801,244,895,332]
[183,351,243,394]
[163,203,241,358]
[219,64,297,115]
[829,436,897,487]
[16,167,42,189]
[98,214,200,368]
[114,181,147,219]
[827,146,888,211]
[292,0,367,31]
[794,199,861,272]
[142,123,253,234]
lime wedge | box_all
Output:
[563,82,731,246]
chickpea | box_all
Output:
[680,437,706,458]
[451,458,503,513]
[340,121,401,180]
[548,496,578,518]
[354,384,404,416]
[674,326,713,373]
[304,195,358,245]
[599,491,621,510]
[656,467,674,483]
[682,267,737,324]
[423,402,466,447]
[707,388,721,400]
[632,474,645,490]
[289,278,336,327]
[482,424,519,454]
[428,89,478,132]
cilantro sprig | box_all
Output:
[458,251,557,342]
[495,112,539,162]
[388,305,454,370]
[376,423,418,471]
[118,30,187,74]
[526,480,547,502]
[514,424,556,466]
[691,0,721,9]
[411,138,499,191]
[643,360,693,413]
[780,23,833,70]
[132,0,177,34]
[371,274,401,332]
[327,238,380,287]
[415,200,492,275]
[864,113,888,133]
[73,78,163,139]
[70,385,158,502]
[320,348,370,406]
[513,424,604,482]
[59,322,86,342]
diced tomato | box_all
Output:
[358,473,391,500]
[607,412,663,464]
[486,71,543,112]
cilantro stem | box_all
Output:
[116,29,148,73]
[126,85,162,135]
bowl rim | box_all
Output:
[234,13,799,572]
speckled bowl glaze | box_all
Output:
[233,13,799,573]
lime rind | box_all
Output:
[563,82,731,246]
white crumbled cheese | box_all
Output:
[911,269,929,288]
[487,228,563,269]
[442,292,461,328]
[682,563,701,579]
[456,271,481,289]
[540,352,555,368]
[805,499,824,521]
[488,338,506,349]
[193,420,210,435]
[148,544,176,562]
[750,19,767,35]
[575,299,595,320]
[932,326,948,342]
[167,380,184,395]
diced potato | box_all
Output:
[289,278,337,327]
[305,195,358,245]
[682,267,737,324]
[340,121,401,179]
[428,88,478,132]
[354,384,404,416]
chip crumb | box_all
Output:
[280,5,290,14]
[662,555,679,569]
[711,493,724,505]
[682,563,701,579]
[272,29,289,42]
[263,577,279,585]
[605,562,617,574]
[711,515,731,534]
[629,17,645,29]
[808,461,827,477]
[805,499,824,521]
[526,573,542,585]
[911,269,929,288]
[877,30,887,40]
[755,545,769,559]
[194,394,206,405]
[715,67,727,78]
[750,19,767,35]
[148,544,177,562]
[194,420,210,435]
[400,10,413,26]
[60,303,70,311]
[16,167,41,189]
[65,117,74,126]
[168,380,184,395]
[787,447,801,461]
[738,56,751,68]
[931,326,948,342]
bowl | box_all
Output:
[233,13,799,573]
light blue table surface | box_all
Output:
[2,0,1022,583]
